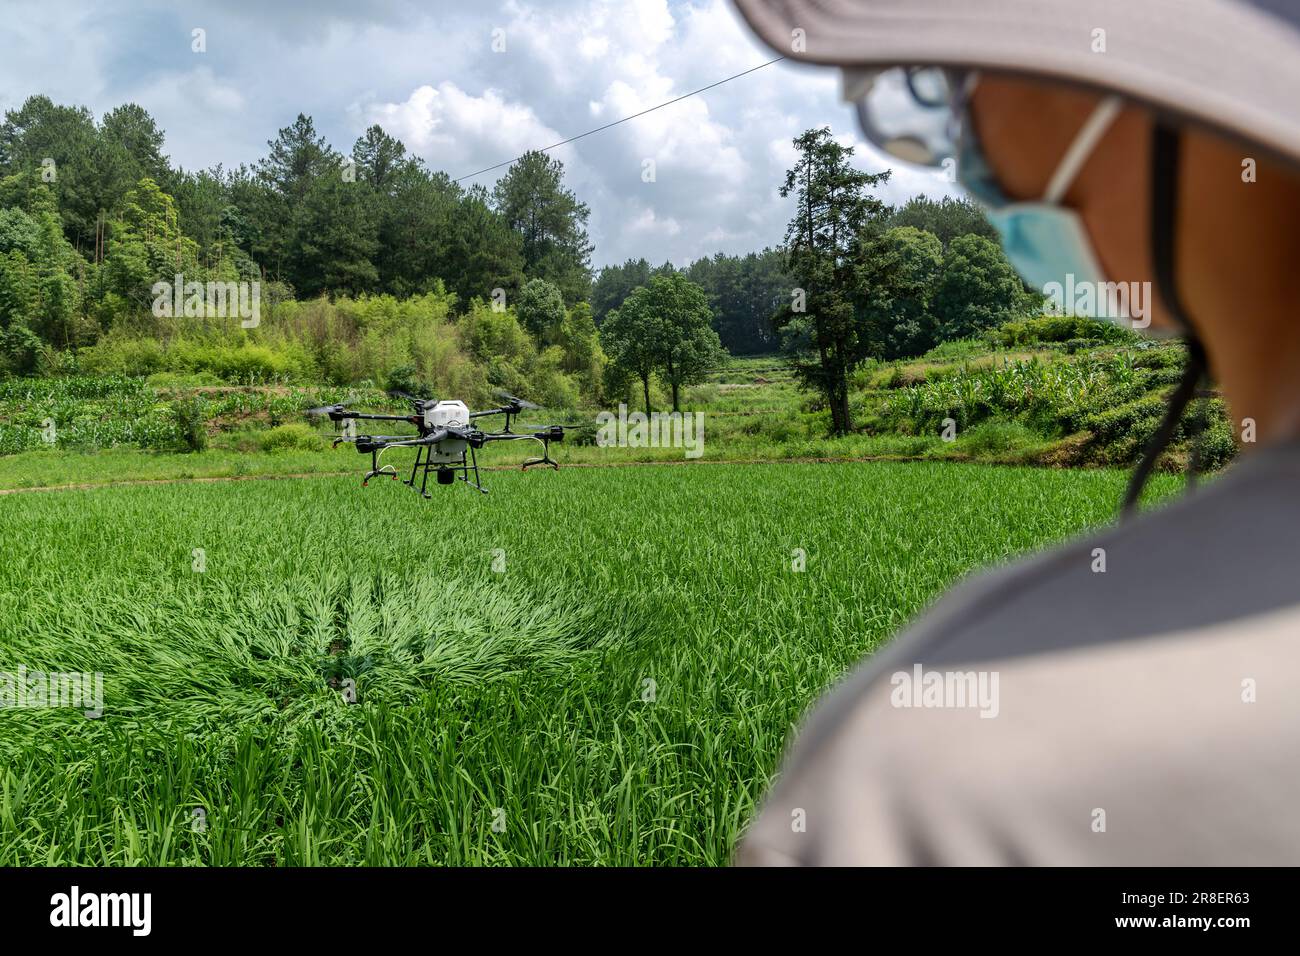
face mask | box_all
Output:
[959,96,1123,299]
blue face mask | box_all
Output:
[958,95,1123,297]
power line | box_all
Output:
[452,56,785,183]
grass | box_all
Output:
[0,459,1179,865]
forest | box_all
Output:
[0,94,1033,422]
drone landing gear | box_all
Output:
[362,448,399,486]
[405,444,488,496]
[404,445,433,499]
[520,437,559,471]
[458,446,489,495]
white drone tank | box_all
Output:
[423,399,470,464]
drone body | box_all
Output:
[422,400,470,465]
[306,391,565,496]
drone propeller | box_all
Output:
[387,389,434,408]
[492,388,542,411]
[520,420,586,430]
[304,403,344,417]
[305,389,369,417]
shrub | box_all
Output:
[386,364,428,398]
[922,338,986,362]
[146,370,223,389]
[988,315,1139,348]
[957,420,1039,456]
[170,396,208,452]
[1194,418,1237,471]
[260,423,325,453]
[79,336,165,376]
[1081,395,1167,442]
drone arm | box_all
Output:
[351,429,453,452]
[335,412,419,423]
[471,431,535,446]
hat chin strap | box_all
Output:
[1121,122,1209,519]
[1043,97,1124,202]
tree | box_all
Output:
[931,234,1029,341]
[0,96,100,250]
[259,114,333,203]
[373,163,458,297]
[97,104,170,214]
[446,185,525,304]
[591,257,651,325]
[876,226,944,358]
[515,277,566,342]
[644,274,725,411]
[291,172,379,297]
[777,127,892,435]
[890,195,998,250]
[684,248,789,354]
[492,151,592,303]
[254,114,338,288]
[554,300,605,397]
[601,288,664,416]
[351,125,406,193]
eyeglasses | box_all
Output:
[844,65,1014,208]
[843,66,971,165]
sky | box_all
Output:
[0,0,961,269]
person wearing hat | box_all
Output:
[731,0,1300,864]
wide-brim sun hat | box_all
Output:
[732,0,1300,166]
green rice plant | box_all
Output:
[0,461,1178,865]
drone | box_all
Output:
[306,390,566,495]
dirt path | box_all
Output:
[0,454,940,496]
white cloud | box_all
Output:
[359,82,567,175]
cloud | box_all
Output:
[358,82,567,176]
[0,0,964,268]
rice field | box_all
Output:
[0,460,1170,865]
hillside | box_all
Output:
[0,317,1234,492]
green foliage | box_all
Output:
[601,287,664,415]
[777,126,892,435]
[987,313,1141,348]
[260,422,324,453]
[682,248,789,355]
[292,170,380,298]
[875,225,943,358]
[957,420,1040,457]
[631,273,726,411]
[170,395,208,452]
[921,338,986,362]
[491,150,593,303]
[1,322,41,374]
[385,364,427,398]
[931,234,1029,342]
[591,257,652,324]
[889,195,999,249]
[515,278,566,342]
[552,301,606,399]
